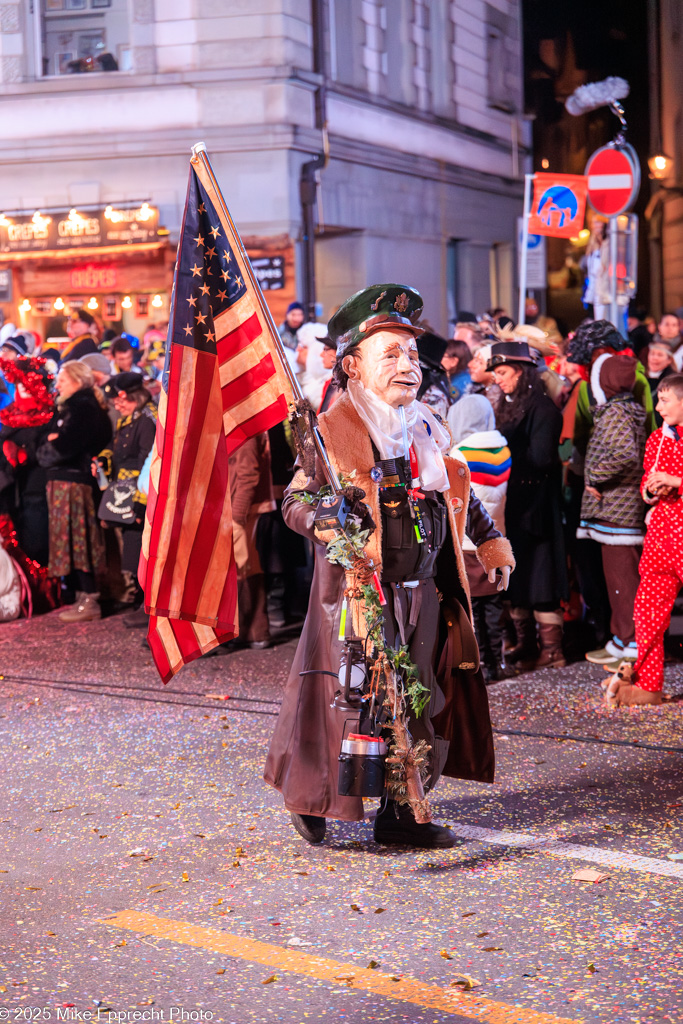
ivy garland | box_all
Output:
[301,480,430,718]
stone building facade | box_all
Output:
[0,0,528,336]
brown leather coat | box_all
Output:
[264,392,514,821]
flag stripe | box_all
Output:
[180,449,233,623]
[225,395,289,456]
[195,485,238,624]
[217,310,261,365]
[223,377,288,437]
[148,346,200,608]
[165,361,228,616]
[221,354,277,412]
[219,339,266,389]
[146,347,185,604]
[153,349,218,614]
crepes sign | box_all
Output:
[0,205,160,254]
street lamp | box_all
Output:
[648,152,674,181]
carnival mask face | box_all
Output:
[343,329,422,408]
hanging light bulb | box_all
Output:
[87,296,98,310]
[31,211,51,229]
[121,295,133,309]
[138,202,151,221]
[0,213,11,227]
[151,293,163,308]
[648,152,674,180]
[54,297,65,311]
[19,298,31,313]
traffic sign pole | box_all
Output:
[585,143,641,336]
[609,217,619,334]
[518,173,533,325]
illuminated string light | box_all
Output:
[151,294,163,308]
[121,295,133,309]
[87,296,98,310]
[54,297,65,310]
[31,211,51,229]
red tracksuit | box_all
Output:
[633,425,683,691]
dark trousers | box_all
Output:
[471,593,504,672]
[18,494,50,567]
[601,544,642,647]
[237,575,270,643]
[380,578,448,788]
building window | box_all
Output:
[361,0,387,96]
[411,0,431,111]
[39,0,130,77]
[485,3,518,114]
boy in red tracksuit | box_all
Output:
[606,373,683,706]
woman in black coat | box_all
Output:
[37,360,112,621]
[489,341,567,669]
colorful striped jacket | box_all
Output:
[451,429,510,552]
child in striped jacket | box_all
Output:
[448,394,512,681]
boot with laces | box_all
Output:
[59,592,101,623]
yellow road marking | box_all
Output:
[102,910,582,1024]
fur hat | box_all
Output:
[567,319,627,366]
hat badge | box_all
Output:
[393,292,409,313]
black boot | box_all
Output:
[374,798,456,849]
[485,661,516,683]
[289,812,326,844]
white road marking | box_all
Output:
[448,822,683,879]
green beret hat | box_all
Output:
[328,284,424,357]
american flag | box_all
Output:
[140,155,293,683]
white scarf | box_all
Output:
[347,380,451,492]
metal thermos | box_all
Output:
[337,733,387,797]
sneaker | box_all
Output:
[59,592,101,623]
[605,639,638,661]
[599,657,622,672]
[585,647,617,665]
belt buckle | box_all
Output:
[396,580,419,589]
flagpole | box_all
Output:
[517,172,534,326]
[190,142,342,493]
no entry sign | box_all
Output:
[585,144,640,217]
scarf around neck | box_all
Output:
[347,380,451,492]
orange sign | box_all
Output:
[528,173,588,238]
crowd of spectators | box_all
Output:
[282,298,683,694]
[1,296,683,701]
[0,312,164,624]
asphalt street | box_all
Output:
[1,611,682,1024]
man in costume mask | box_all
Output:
[264,285,515,848]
